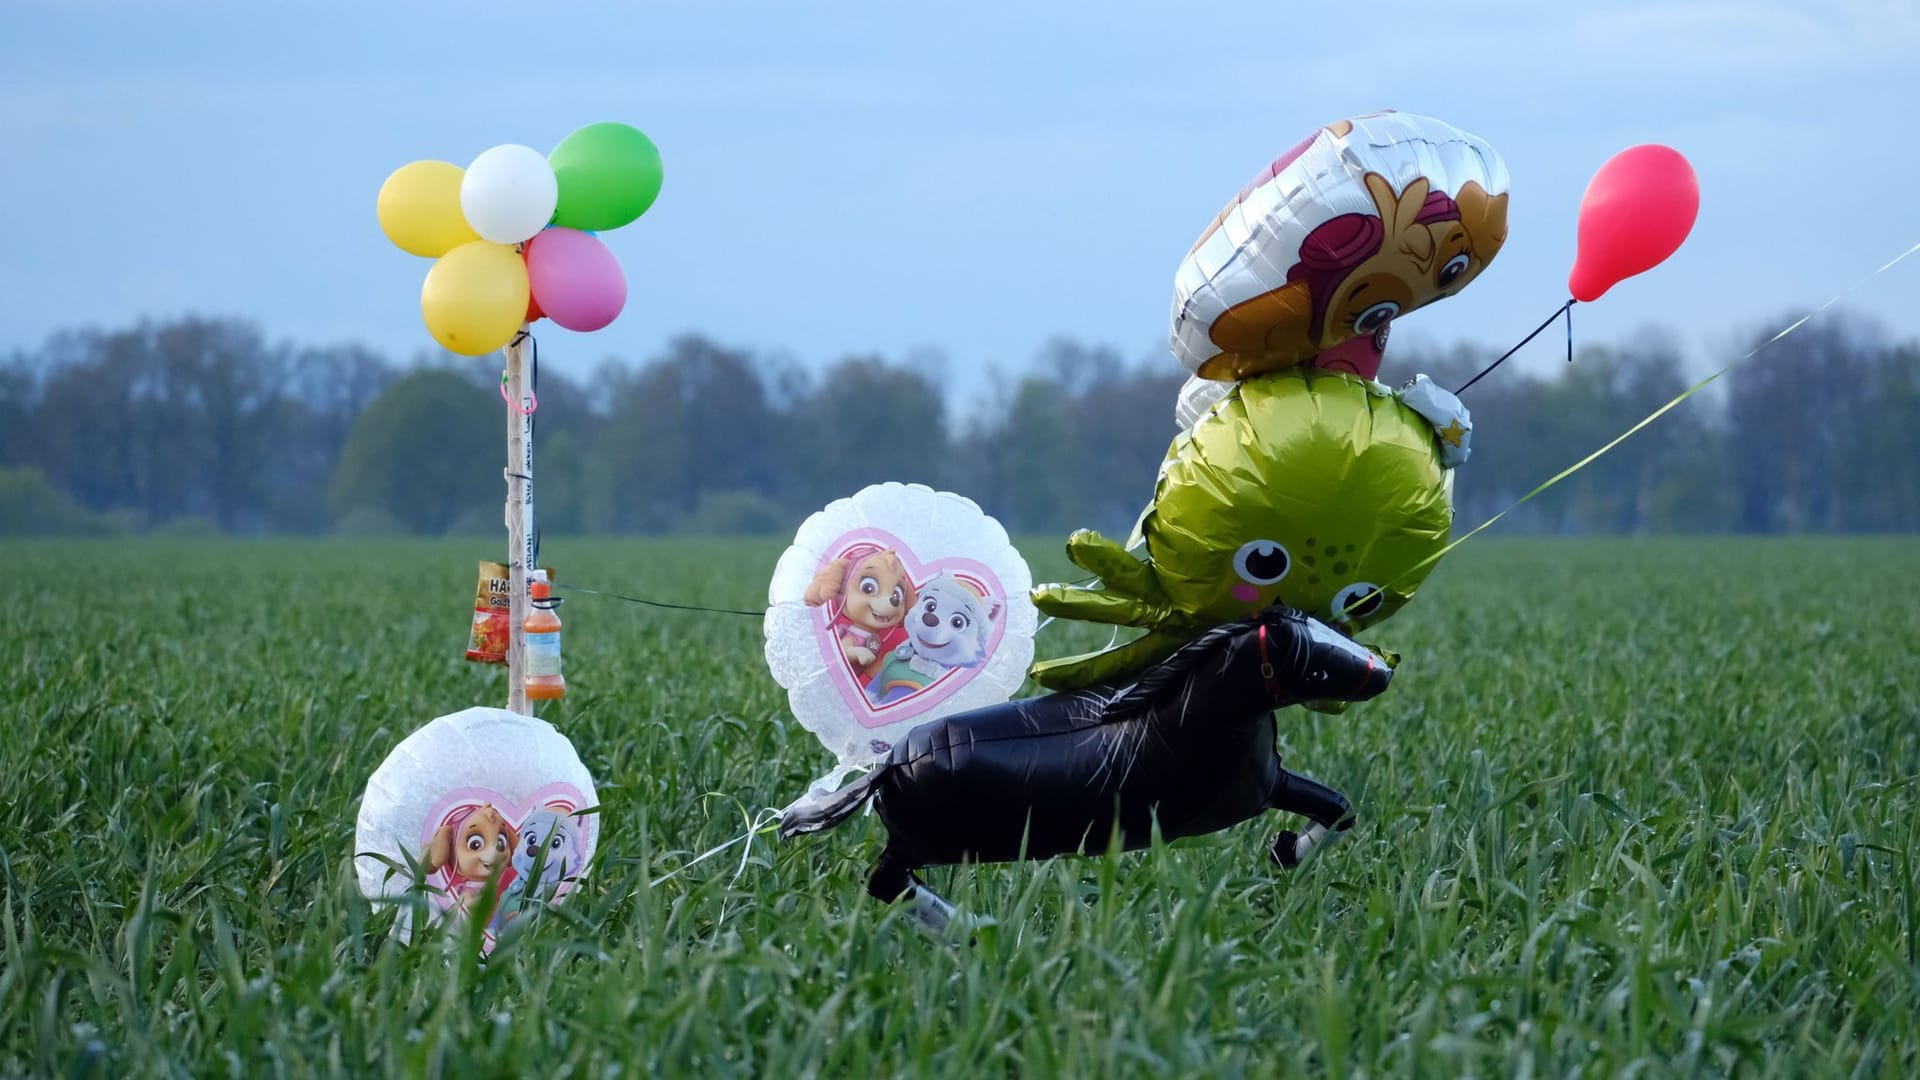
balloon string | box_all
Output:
[554,572,1102,625]
[551,581,764,617]
[1377,237,1920,603]
[648,807,783,889]
[1454,299,1577,395]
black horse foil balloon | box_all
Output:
[780,605,1392,930]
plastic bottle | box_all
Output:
[524,571,566,700]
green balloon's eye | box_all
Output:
[1332,581,1385,622]
[1233,540,1291,585]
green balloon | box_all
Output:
[549,122,663,231]
[1029,369,1454,691]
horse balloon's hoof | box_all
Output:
[1270,822,1337,869]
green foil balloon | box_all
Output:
[1031,368,1453,691]
[549,122,664,231]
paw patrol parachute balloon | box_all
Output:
[1172,111,1510,382]
[355,707,599,954]
[766,483,1037,787]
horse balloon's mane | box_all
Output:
[1103,616,1256,719]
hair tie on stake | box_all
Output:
[501,330,539,414]
[500,369,538,414]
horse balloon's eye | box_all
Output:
[1437,253,1471,287]
[1233,540,1291,585]
[1353,301,1399,335]
[1332,581,1385,622]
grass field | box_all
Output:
[4,536,1919,1077]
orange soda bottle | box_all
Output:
[525,571,566,700]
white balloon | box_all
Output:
[354,706,598,952]
[1174,375,1234,431]
[1170,111,1509,381]
[460,144,559,244]
[765,483,1036,789]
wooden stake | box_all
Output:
[504,326,534,715]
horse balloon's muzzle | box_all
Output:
[1261,607,1394,703]
[1301,617,1393,700]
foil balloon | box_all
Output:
[355,707,599,953]
[1172,111,1510,382]
[1032,368,1462,693]
[782,605,1393,933]
[766,483,1037,788]
[1173,374,1234,431]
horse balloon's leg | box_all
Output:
[868,844,970,938]
[1268,767,1355,870]
[866,843,916,903]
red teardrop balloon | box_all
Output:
[1568,145,1699,302]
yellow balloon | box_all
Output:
[378,161,482,257]
[420,241,529,356]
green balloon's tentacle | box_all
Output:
[1029,629,1191,692]
[1030,584,1160,627]
[1062,529,1164,602]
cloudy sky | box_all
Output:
[4,0,1917,399]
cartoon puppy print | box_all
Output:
[1203,170,1508,381]
[509,805,588,890]
[866,573,1001,705]
[805,548,917,680]
[426,803,519,916]
[493,804,589,931]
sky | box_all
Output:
[4,0,1918,408]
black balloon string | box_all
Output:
[1453,298,1578,395]
[549,573,1098,621]
[551,581,765,618]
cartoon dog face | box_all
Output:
[1203,172,1508,380]
[805,549,916,632]
[904,574,1000,668]
[427,804,517,883]
[512,806,587,888]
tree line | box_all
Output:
[3,314,1916,538]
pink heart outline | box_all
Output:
[811,526,1008,731]
[418,782,595,929]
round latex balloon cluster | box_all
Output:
[377,122,664,355]
[355,707,599,954]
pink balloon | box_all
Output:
[1568,145,1699,303]
[525,227,627,332]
